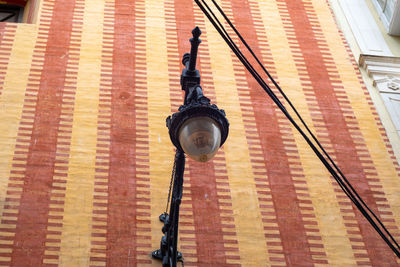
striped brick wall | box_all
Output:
[0,0,398,266]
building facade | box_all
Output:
[330,0,400,165]
[0,0,399,266]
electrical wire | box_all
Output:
[205,0,400,252]
[194,0,400,258]
[165,155,177,214]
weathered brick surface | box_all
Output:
[0,0,397,266]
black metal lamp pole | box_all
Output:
[152,27,229,267]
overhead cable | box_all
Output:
[194,0,400,258]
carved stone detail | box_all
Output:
[387,79,400,91]
[359,55,400,133]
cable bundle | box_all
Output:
[194,0,400,258]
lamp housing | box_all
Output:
[166,99,229,162]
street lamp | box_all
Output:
[152,26,229,267]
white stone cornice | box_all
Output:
[360,54,400,137]
[359,54,400,78]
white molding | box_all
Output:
[381,94,400,134]
[388,0,400,35]
[360,55,400,134]
[360,55,400,79]
[338,0,393,56]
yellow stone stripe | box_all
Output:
[257,0,358,265]
[58,1,104,265]
[203,7,270,265]
[145,0,175,261]
[312,0,400,233]
[0,24,37,222]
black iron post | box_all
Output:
[152,149,185,267]
[152,27,229,267]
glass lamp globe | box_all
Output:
[178,116,222,162]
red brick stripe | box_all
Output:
[0,24,16,96]
[274,1,372,264]
[0,10,46,267]
[282,0,398,264]
[8,1,77,266]
[226,0,326,265]
[131,1,151,263]
[193,7,241,266]
[0,23,8,43]
[43,0,84,265]
[328,3,400,254]
[164,0,183,113]
[324,0,400,217]
[217,3,287,266]
[89,1,114,266]
[106,1,137,262]
[105,0,151,265]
